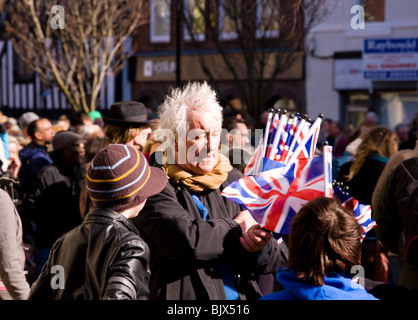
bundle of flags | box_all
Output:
[244,109,321,177]
[221,109,376,240]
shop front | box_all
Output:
[334,38,418,132]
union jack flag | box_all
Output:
[333,185,377,241]
[265,112,280,159]
[243,137,264,176]
[269,113,288,160]
[276,116,298,163]
[222,156,326,235]
[284,118,310,164]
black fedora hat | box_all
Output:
[103,101,150,127]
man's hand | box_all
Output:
[240,224,272,252]
[233,210,257,234]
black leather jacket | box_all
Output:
[28,208,150,300]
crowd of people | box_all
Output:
[0,81,418,301]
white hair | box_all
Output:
[158,81,223,138]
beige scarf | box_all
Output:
[164,154,233,192]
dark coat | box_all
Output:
[131,158,281,300]
[18,142,52,200]
[337,155,387,205]
[25,159,86,249]
[373,158,418,289]
[28,208,150,300]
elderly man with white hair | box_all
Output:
[132,81,281,300]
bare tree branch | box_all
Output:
[3,0,148,116]
[182,0,329,125]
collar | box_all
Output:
[83,207,140,236]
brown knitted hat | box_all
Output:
[86,144,167,212]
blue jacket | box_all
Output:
[260,267,378,300]
[18,142,52,199]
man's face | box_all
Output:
[176,111,221,175]
[228,122,250,150]
[36,119,55,144]
[65,143,85,164]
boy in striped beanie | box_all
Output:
[29,144,167,300]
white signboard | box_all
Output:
[334,59,371,90]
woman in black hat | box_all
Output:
[103,101,152,152]
[79,101,153,219]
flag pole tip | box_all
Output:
[268,108,274,113]
[318,113,324,118]
[322,140,329,146]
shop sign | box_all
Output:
[363,38,418,80]
[143,59,176,77]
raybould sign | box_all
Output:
[363,38,418,80]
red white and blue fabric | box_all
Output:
[269,113,288,160]
[276,116,298,163]
[284,118,310,164]
[265,113,280,159]
[333,186,377,241]
[282,117,322,174]
[222,156,326,235]
[244,138,264,176]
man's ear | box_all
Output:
[226,133,233,145]
[34,130,43,141]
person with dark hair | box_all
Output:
[18,118,55,201]
[222,116,251,172]
[222,116,251,151]
[25,131,86,271]
[28,144,167,299]
[261,197,378,300]
[326,121,350,157]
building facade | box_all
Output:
[128,0,306,125]
[1,0,306,125]
[306,0,418,131]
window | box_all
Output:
[379,92,418,129]
[256,0,280,38]
[219,0,241,40]
[183,0,205,41]
[13,51,34,83]
[150,0,171,43]
[361,0,385,22]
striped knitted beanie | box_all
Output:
[86,144,167,212]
